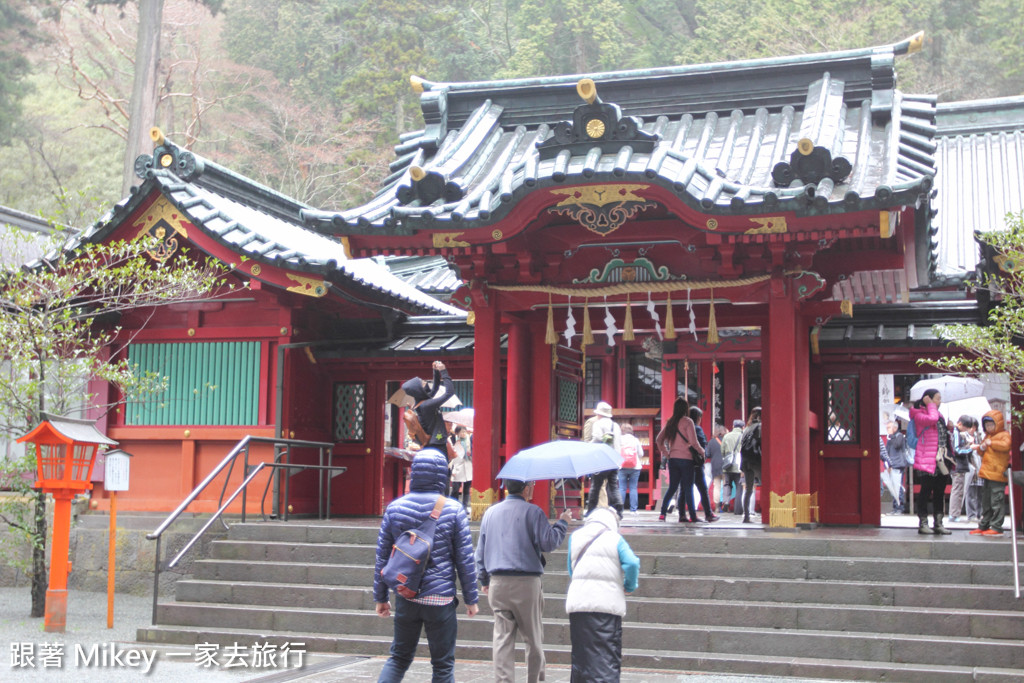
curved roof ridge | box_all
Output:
[412,33,923,95]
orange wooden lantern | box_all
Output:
[17,413,117,633]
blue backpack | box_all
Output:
[380,495,446,599]
[906,419,919,450]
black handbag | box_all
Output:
[680,428,705,466]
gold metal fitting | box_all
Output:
[410,75,425,93]
[907,31,925,54]
[409,165,426,182]
[797,138,814,156]
[150,127,165,146]
[577,78,597,104]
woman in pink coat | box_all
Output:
[908,388,952,535]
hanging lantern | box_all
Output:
[623,294,635,341]
[664,294,676,339]
[545,294,558,345]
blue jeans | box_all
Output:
[377,596,458,683]
[617,469,641,512]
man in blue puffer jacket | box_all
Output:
[374,449,479,682]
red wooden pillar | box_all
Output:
[600,353,617,405]
[506,319,531,457]
[764,274,798,521]
[471,288,502,519]
[508,319,549,510]
[529,320,554,447]
[795,315,812,494]
[661,360,678,425]
[658,358,677,507]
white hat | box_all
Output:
[594,401,613,418]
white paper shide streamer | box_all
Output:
[603,296,617,346]
[563,296,576,346]
[687,289,698,340]
[647,293,662,340]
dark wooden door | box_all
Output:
[814,366,880,525]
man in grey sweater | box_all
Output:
[476,479,572,683]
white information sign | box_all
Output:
[104,450,131,491]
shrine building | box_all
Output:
[66,34,1023,526]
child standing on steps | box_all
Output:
[970,410,1011,536]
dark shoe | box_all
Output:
[706,514,720,522]
[742,516,751,523]
[918,519,932,535]
[933,524,952,535]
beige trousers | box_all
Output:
[487,574,546,682]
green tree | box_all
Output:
[0,231,231,617]
[0,0,48,146]
[0,73,122,227]
[500,0,630,77]
[929,212,1024,426]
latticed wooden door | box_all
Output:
[815,366,880,525]
[552,345,584,440]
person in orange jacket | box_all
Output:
[969,410,1012,536]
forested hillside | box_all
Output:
[1,0,1020,227]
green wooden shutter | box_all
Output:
[126,342,260,426]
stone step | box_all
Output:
[146,604,1024,670]
[176,572,1024,617]
[200,539,1020,588]
[170,580,1024,640]
[142,522,1024,679]
[209,540,375,565]
[223,522,1019,563]
[135,624,1024,683]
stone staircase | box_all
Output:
[136,521,1024,680]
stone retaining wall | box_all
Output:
[0,509,226,597]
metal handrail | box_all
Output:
[1008,467,1020,598]
[146,435,334,624]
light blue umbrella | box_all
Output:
[496,440,623,481]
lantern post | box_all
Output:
[16,414,117,633]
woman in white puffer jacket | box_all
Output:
[565,506,640,682]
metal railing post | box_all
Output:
[151,535,161,625]
[1008,467,1020,598]
[241,442,250,523]
[283,446,291,521]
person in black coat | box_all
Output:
[687,406,720,523]
[400,360,455,451]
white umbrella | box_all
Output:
[909,376,985,403]
[443,407,474,430]
[938,396,991,424]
